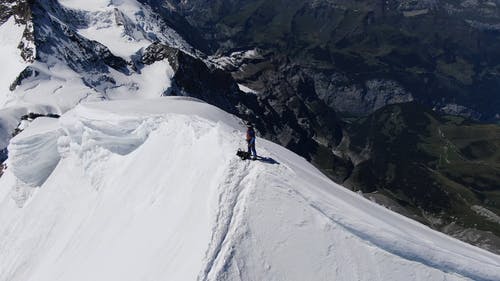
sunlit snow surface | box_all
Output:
[237,83,258,95]
[0,17,30,106]
[0,97,499,281]
[59,0,192,58]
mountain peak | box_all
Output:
[1,97,499,281]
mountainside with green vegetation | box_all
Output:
[339,103,500,253]
[164,0,500,120]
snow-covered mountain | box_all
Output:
[1,0,193,107]
[1,1,500,280]
[1,97,499,281]
[0,0,263,159]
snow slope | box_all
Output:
[0,16,30,106]
[0,97,499,281]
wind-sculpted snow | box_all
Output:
[0,97,499,281]
[0,103,59,150]
[9,117,61,187]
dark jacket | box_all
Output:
[246,128,256,145]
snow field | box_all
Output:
[0,97,499,281]
[0,16,30,105]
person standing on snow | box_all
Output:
[246,125,257,160]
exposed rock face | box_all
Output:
[141,43,344,161]
[9,66,36,91]
[1,0,35,63]
[0,0,31,26]
[307,72,414,115]
[397,0,439,11]
[142,42,240,114]
[5,0,129,91]
[216,49,414,119]
[0,148,6,164]
[437,103,482,120]
[33,1,128,71]
[363,79,414,112]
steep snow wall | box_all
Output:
[0,97,499,281]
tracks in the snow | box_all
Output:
[198,157,253,281]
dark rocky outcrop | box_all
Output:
[30,0,128,87]
[141,43,345,164]
[2,0,130,90]
[1,0,35,63]
[9,66,37,91]
[141,42,241,114]
[0,148,7,164]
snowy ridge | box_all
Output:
[0,97,499,281]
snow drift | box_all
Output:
[0,97,499,281]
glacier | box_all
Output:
[0,97,499,281]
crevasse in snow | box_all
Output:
[0,97,499,281]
